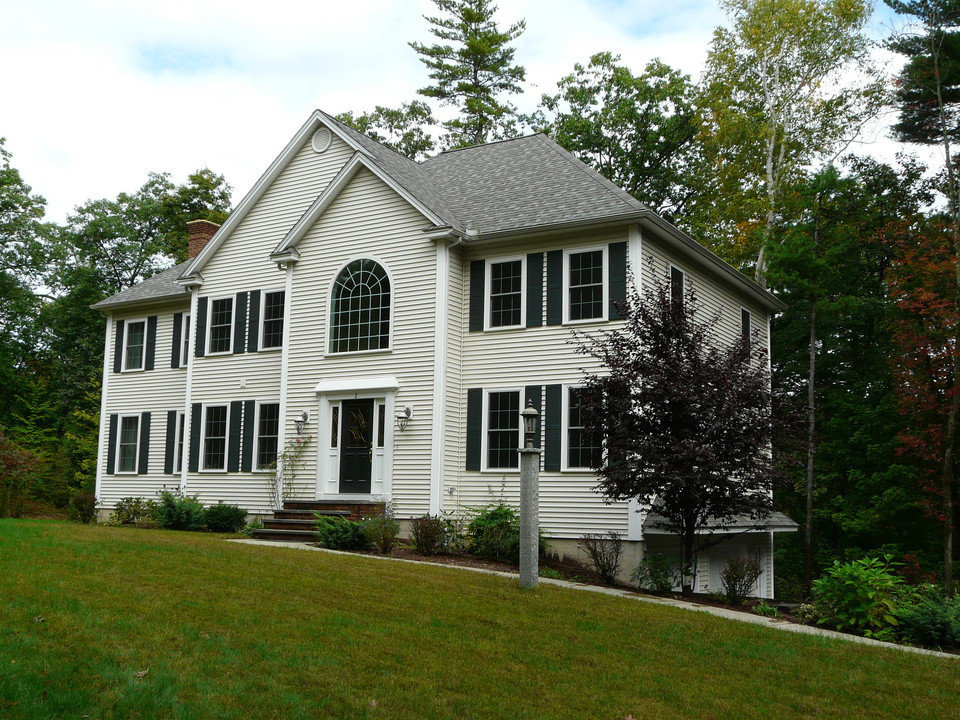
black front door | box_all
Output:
[339,399,374,494]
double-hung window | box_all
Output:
[116,415,141,473]
[485,390,520,469]
[202,405,228,471]
[670,266,685,309]
[565,387,601,470]
[256,403,280,469]
[565,248,607,323]
[208,298,234,354]
[123,319,146,371]
[261,291,285,350]
[487,259,524,329]
[741,308,751,344]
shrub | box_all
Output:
[0,431,38,518]
[720,556,763,605]
[466,503,546,563]
[364,504,400,554]
[240,516,264,537]
[111,496,157,525]
[70,492,98,524]
[313,515,371,551]
[205,503,248,533]
[411,514,446,555]
[578,531,624,585]
[895,589,960,650]
[632,552,681,592]
[812,555,912,638]
[154,490,207,531]
[752,600,780,618]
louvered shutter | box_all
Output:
[465,388,482,470]
[546,250,562,326]
[113,320,125,372]
[247,291,261,353]
[228,401,243,472]
[233,292,248,355]
[608,242,627,320]
[171,313,183,368]
[241,400,256,472]
[144,316,158,370]
[544,384,562,471]
[189,403,202,472]
[195,298,207,357]
[468,260,485,332]
[106,414,118,474]
[138,412,151,474]
[164,410,177,475]
[526,253,543,328]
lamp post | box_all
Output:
[519,400,541,589]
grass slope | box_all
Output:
[0,520,955,719]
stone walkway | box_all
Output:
[229,539,958,660]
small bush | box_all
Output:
[720,556,763,605]
[812,555,912,638]
[411,514,446,555]
[632,552,681,592]
[578,531,624,585]
[467,503,546,563]
[752,600,780,618]
[539,567,563,580]
[111,496,157,525]
[205,503,248,533]
[364,504,400,554]
[313,515,371,551]
[240,516,264,537]
[154,490,206,531]
[70,492,98,524]
[895,590,960,650]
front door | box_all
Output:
[339,399,374,494]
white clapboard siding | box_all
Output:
[284,168,439,518]
[99,303,189,508]
[443,245,465,512]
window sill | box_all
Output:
[324,347,392,358]
[259,345,283,353]
[120,367,145,373]
[482,324,525,333]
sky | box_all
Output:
[0,0,925,225]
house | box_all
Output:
[91,110,795,596]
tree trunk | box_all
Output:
[682,526,696,596]
[804,299,817,591]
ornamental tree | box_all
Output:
[575,271,779,593]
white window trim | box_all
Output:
[561,385,587,472]
[324,256,395,357]
[173,411,186,474]
[669,264,685,302]
[562,246,609,325]
[253,400,281,472]
[121,317,148,373]
[483,256,527,332]
[480,387,523,472]
[115,413,141,474]
[205,296,235,356]
[199,403,230,472]
[259,289,285,352]
[181,314,191,367]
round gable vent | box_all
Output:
[312,127,332,153]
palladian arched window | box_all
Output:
[330,259,391,353]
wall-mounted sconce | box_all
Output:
[395,405,413,432]
[294,410,310,435]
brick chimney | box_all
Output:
[186,219,220,259]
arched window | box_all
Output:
[330,259,391,353]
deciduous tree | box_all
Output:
[335,101,437,160]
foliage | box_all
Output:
[538,567,563,579]
[363,503,400,554]
[576,273,778,592]
[577,531,624,585]
[752,600,781,618]
[239,516,264,538]
[410,0,526,147]
[632,552,682,593]
[812,555,912,638]
[154,489,207,532]
[720,556,763,605]
[411,513,447,555]
[265,435,312,511]
[109,496,158,525]
[335,101,437,160]
[466,502,546,563]
[69,491,98,524]
[313,515,372,551]
[894,588,960,649]
[0,429,39,518]
[204,503,248,533]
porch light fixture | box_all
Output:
[520,400,539,448]
[395,405,413,432]
[294,410,309,435]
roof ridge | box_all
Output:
[424,132,546,161]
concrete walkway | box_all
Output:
[228,538,958,660]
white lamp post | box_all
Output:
[519,400,541,589]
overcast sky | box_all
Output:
[1,0,919,224]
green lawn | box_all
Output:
[0,520,955,719]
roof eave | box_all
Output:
[89,291,190,312]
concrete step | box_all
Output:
[250,528,316,543]
[273,509,350,520]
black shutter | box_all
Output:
[189,403,202,472]
[228,400,243,472]
[138,412,151,475]
[608,241,627,320]
[241,400,256,472]
[171,313,183,368]
[468,260,485,332]
[466,388,482,471]
[526,252,543,328]
[113,320,124,373]
[546,250,563,326]
[195,298,207,357]
[233,292,248,355]
[106,414,118,474]
[544,384,562,471]
[247,291,261,353]
[524,385,542,449]
[164,410,177,475]
[144,316,158,370]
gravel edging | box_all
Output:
[227,538,958,660]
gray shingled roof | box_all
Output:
[90,261,191,310]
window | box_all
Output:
[256,403,280,469]
[208,298,234,354]
[116,415,140,473]
[670,266,685,309]
[261,291,285,350]
[123,319,146,371]
[175,411,186,473]
[741,308,751,344]
[487,259,524,329]
[202,405,228,471]
[181,314,191,367]
[485,390,520,469]
[565,248,607,322]
[565,387,601,470]
[330,259,391,353]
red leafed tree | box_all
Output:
[886,216,959,593]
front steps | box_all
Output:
[250,500,385,543]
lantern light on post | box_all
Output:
[521,401,539,447]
